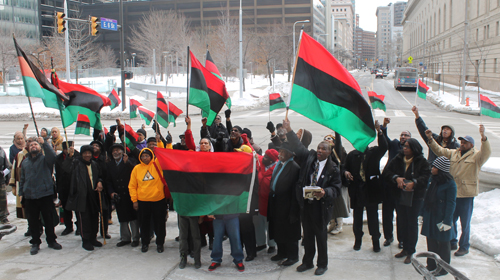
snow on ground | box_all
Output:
[425,78,500,97]
[426,90,480,115]
[470,189,500,260]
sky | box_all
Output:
[356,0,398,32]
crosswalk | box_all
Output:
[463,119,500,139]
[233,109,426,119]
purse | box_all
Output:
[399,163,415,207]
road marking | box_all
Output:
[462,119,500,139]
[374,110,386,117]
[397,90,414,107]
[394,110,406,117]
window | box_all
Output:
[483,59,486,73]
[495,58,498,73]
[497,21,499,36]
[476,28,479,40]
[487,25,490,38]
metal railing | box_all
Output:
[411,251,471,280]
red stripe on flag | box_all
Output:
[77,114,90,123]
[480,94,497,107]
[168,101,183,117]
[368,91,385,101]
[418,79,429,91]
[269,93,283,101]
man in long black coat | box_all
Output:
[283,119,341,276]
[55,141,79,236]
[90,140,110,239]
[344,120,387,252]
[267,142,301,266]
[105,143,139,247]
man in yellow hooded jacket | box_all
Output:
[128,148,167,253]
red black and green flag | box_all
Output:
[269,93,286,111]
[14,37,69,109]
[138,106,155,125]
[206,50,231,108]
[124,124,139,151]
[417,79,429,100]
[157,91,183,128]
[189,50,230,126]
[368,91,386,112]
[107,89,121,110]
[289,32,375,152]
[54,77,111,131]
[480,94,500,118]
[75,114,91,136]
[130,99,142,119]
[155,148,257,216]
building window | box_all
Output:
[497,21,499,36]
[487,25,490,38]
[476,28,479,41]
[494,58,497,73]
[483,59,486,73]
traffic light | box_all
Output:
[56,12,66,33]
[124,71,133,80]
[90,16,99,36]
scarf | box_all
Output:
[13,131,25,150]
[404,156,413,172]
[270,157,294,192]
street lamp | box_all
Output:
[293,20,310,66]
[405,20,426,82]
[249,62,253,84]
[132,53,136,68]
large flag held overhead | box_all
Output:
[289,32,375,151]
[107,89,121,110]
[54,77,111,130]
[157,91,183,128]
[14,37,69,109]
[130,99,142,119]
[75,114,91,136]
[368,91,386,112]
[417,79,429,100]
[206,50,231,108]
[269,93,286,112]
[155,148,256,216]
[189,50,230,126]
[138,106,155,125]
[480,94,500,118]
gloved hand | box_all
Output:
[437,222,452,232]
[225,109,231,119]
[266,121,275,133]
[418,216,423,224]
[2,169,10,177]
[152,120,160,133]
[166,131,172,144]
[109,125,117,135]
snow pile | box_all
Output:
[426,78,500,98]
[482,158,500,174]
[426,90,480,115]
[470,189,500,259]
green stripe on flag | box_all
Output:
[371,101,386,112]
[188,87,210,115]
[270,102,286,112]
[481,107,500,118]
[75,126,90,136]
[61,106,102,130]
[290,84,375,151]
[417,91,427,100]
[22,76,61,109]
[171,192,249,216]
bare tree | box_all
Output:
[95,44,117,69]
[211,8,238,82]
[0,28,35,92]
[255,23,288,86]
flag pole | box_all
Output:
[186,46,190,117]
[26,96,40,137]
[155,92,158,128]
[123,118,126,151]
[167,96,170,128]
[286,29,304,120]
[268,93,271,122]
[415,78,419,105]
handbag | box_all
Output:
[399,162,415,207]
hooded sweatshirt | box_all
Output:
[128,148,165,203]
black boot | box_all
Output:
[373,238,381,252]
[353,239,362,251]
[179,254,187,269]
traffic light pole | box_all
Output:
[64,0,70,82]
[119,0,126,110]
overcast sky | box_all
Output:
[357,0,399,32]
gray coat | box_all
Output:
[0,147,12,186]
[19,142,56,199]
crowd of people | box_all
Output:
[0,107,491,276]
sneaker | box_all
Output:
[236,262,245,272]
[30,244,40,255]
[61,228,73,236]
[48,242,62,250]
[208,262,221,271]
[454,248,469,257]
[330,225,343,235]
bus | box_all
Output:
[394,67,418,90]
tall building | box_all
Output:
[362,30,376,67]
[376,1,407,68]
[0,0,39,40]
[402,0,500,92]
[331,1,354,68]
[376,5,391,68]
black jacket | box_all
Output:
[55,151,80,202]
[344,132,387,208]
[106,158,136,222]
[415,116,460,164]
[380,126,402,162]
[286,131,341,228]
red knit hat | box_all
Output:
[265,149,279,162]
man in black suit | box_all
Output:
[282,119,341,276]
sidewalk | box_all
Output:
[0,203,498,280]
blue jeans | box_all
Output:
[451,197,474,250]
[211,216,244,264]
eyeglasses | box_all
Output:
[232,129,240,132]
[179,136,185,139]
[324,137,334,141]
[401,134,410,137]
[215,117,221,120]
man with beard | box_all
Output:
[282,119,341,276]
[203,114,229,139]
[380,118,412,248]
[412,106,459,164]
[9,137,32,236]
[64,145,105,251]
[106,143,139,247]
[19,137,61,255]
[55,141,79,236]
[90,140,110,239]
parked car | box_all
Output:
[375,71,384,79]
[383,71,389,77]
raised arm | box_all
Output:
[426,129,453,159]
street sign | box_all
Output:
[408,56,413,64]
[100,17,117,31]
[419,62,423,66]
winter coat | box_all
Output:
[383,152,431,201]
[286,131,341,228]
[106,157,136,222]
[380,125,403,162]
[267,159,301,243]
[55,151,80,202]
[128,148,165,203]
[19,142,56,199]
[415,116,460,164]
[429,138,491,198]
[420,179,457,242]
[257,157,276,217]
[344,132,387,208]
[63,156,104,213]
[0,147,11,186]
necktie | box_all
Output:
[359,155,366,182]
[311,161,319,186]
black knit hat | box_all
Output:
[80,145,94,154]
[233,126,243,133]
[137,128,147,138]
[62,141,74,150]
[147,137,157,144]
[242,128,252,139]
[432,156,450,173]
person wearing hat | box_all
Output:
[136,128,148,150]
[242,128,262,155]
[412,106,460,164]
[106,143,139,248]
[282,118,342,276]
[254,149,279,254]
[90,140,111,238]
[63,144,105,251]
[425,124,491,257]
[267,142,301,266]
[344,121,388,253]
[266,122,288,151]
[55,141,79,236]
[420,156,457,276]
